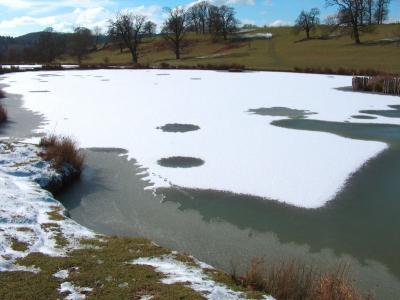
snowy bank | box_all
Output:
[0,142,94,272]
[3,70,397,208]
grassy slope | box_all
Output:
[61,24,400,73]
[0,207,264,300]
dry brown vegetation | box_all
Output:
[352,76,400,95]
[232,258,372,300]
[39,134,84,173]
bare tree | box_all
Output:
[207,5,221,34]
[217,5,238,40]
[294,8,320,39]
[92,26,103,50]
[161,7,189,59]
[365,0,374,24]
[108,13,147,64]
[326,0,370,44]
[188,1,210,34]
[69,27,93,64]
[143,21,157,38]
[374,0,391,24]
[36,28,59,63]
[197,1,209,34]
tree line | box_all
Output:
[295,0,392,44]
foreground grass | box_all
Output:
[0,236,205,300]
[59,24,400,74]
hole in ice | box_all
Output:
[247,107,317,119]
[158,157,205,168]
[157,124,200,133]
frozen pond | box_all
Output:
[1,70,400,299]
[3,69,400,208]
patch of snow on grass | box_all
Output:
[3,70,397,208]
[54,269,69,279]
[0,142,95,272]
[133,255,275,300]
[59,282,92,300]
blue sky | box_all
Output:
[0,0,399,36]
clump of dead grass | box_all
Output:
[39,134,84,173]
[232,258,373,300]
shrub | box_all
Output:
[39,134,84,173]
[0,89,4,99]
[232,258,372,300]
[159,62,171,69]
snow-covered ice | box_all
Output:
[3,70,399,208]
[133,255,275,300]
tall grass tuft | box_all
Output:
[232,258,372,300]
[39,134,84,174]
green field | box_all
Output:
[62,24,400,73]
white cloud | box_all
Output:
[0,4,164,35]
[268,19,291,27]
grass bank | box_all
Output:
[58,24,400,74]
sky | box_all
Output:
[0,0,399,37]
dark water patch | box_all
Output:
[272,118,400,145]
[335,86,390,96]
[37,74,64,77]
[86,147,128,154]
[39,80,48,83]
[0,87,44,138]
[57,147,400,299]
[156,73,170,76]
[29,90,50,93]
[190,78,202,80]
[157,123,200,133]
[158,157,204,168]
[248,107,317,119]
[101,79,110,82]
[351,115,377,120]
[360,105,400,118]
